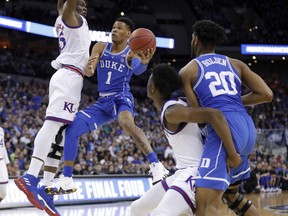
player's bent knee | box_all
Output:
[222,189,252,215]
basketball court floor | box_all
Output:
[1,191,288,216]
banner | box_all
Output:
[0,175,152,209]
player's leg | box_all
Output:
[45,116,90,195]
[222,182,259,216]
[195,187,223,216]
[130,178,171,216]
[151,187,194,216]
[0,159,8,203]
[0,184,7,203]
[194,127,229,216]
[46,100,113,195]
[152,168,197,216]
[116,93,168,184]
[14,120,63,210]
[39,125,67,216]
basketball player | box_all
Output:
[179,20,273,216]
[0,127,10,203]
[46,17,169,195]
[14,0,90,215]
[130,63,239,216]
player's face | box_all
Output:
[111,21,131,44]
[77,0,87,17]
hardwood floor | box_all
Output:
[219,191,288,216]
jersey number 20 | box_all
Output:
[205,71,238,97]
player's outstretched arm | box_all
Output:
[230,59,273,106]
[62,0,80,26]
[57,0,64,15]
[165,105,241,168]
[84,42,105,77]
[129,48,156,75]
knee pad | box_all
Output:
[47,125,67,160]
[222,189,252,216]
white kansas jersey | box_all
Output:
[52,15,91,71]
[161,98,204,169]
[0,127,9,164]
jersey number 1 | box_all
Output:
[106,71,112,84]
[205,71,238,97]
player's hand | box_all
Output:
[84,54,99,77]
[135,48,156,64]
[226,153,241,173]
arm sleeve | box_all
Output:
[132,58,148,75]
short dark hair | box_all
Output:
[151,63,180,100]
[116,17,135,32]
[192,20,227,46]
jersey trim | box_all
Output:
[0,181,8,184]
[232,167,250,179]
[62,64,84,77]
[170,185,196,214]
[226,56,241,83]
[161,179,169,191]
[161,98,188,135]
[45,116,72,125]
[193,59,205,90]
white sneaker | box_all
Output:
[149,162,169,185]
[45,174,77,195]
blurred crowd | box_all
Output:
[1,0,288,45]
[0,0,288,195]
[0,69,287,189]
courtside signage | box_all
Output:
[241,44,288,55]
[0,176,152,209]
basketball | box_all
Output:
[129,28,156,52]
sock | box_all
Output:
[43,171,56,186]
[63,117,89,177]
[43,157,61,186]
[146,152,159,163]
[27,121,62,177]
[63,166,73,177]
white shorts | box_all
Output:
[0,159,8,183]
[162,167,197,214]
[46,68,83,124]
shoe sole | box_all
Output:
[45,187,77,195]
[14,178,44,210]
[44,206,60,216]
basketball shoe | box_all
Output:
[45,174,77,195]
[149,162,169,185]
[14,174,44,210]
[38,186,60,216]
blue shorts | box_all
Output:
[195,112,256,191]
[77,92,134,131]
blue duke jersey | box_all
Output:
[193,53,246,112]
[97,43,133,93]
[193,53,257,191]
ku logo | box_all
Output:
[63,102,76,113]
